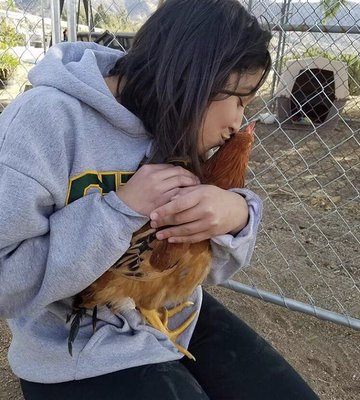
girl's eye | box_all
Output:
[238,93,256,108]
[237,96,244,108]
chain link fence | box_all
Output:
[233,0,359,330]
[0,0,49,110]
[0,0,359,329]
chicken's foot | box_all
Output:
[159,301,195,326]
[139,303,197,360]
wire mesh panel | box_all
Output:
[234,0,359,329]
[0,0,53,110]
[0,0,359,329]
[0,0,147,111]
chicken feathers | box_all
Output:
[67,123,255,358]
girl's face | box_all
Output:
[198,69,264,155]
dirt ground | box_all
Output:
[0,100,359,399]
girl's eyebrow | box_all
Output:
[218,86,257,97]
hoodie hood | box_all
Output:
[28,41,146,135]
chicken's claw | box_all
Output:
[139,303,197,360]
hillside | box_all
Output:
[4,0,360,25]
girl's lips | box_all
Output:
[218,131,234,146]
[221,131,236,142]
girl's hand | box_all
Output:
[149,185,249,243]
[116,164,200,217]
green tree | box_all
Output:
[0,18,25,49]
[93,4,139,32]
[0,52,20,83]
[94,4,111,27]
[321,0,348,23]
[6,0,16,11]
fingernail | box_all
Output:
[150,212,158,220]
[168,237,176,243]
[150,221,157,228]
[156,232,164,240]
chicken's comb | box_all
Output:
[246,121,256,133]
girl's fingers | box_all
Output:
[150,185,249,240]
[137,164,199,187]
[151,202,203,228]
[118,164,199,217]
[157,165,199,183]
[168,232,210,244]
[150,191,200,221]
[161,174,200,193]
[154,187,182,209]
[148,166,199,195]
[155,220,207,241]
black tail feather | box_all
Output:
[67,308,85,357]
[66,306,100,356]
[92,305,98,334]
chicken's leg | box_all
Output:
[139,303,197,360]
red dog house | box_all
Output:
[275,57,349,130]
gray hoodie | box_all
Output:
[0,42,262,383]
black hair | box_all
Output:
[109,0,272,175]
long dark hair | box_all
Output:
[109,0,272,174]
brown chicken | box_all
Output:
[67,122,255,358]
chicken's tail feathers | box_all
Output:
[92,305,98,333]
[67,308,84,356]
[66,306,98,357]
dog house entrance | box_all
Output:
[290,68,336,125]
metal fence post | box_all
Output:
[50,0,62,45]
[67,0,78,42]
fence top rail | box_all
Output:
[269,23,360,34]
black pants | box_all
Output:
[20,291,319,400]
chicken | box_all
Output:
[67,122,255,359]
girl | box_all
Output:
[0,0,318,398]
